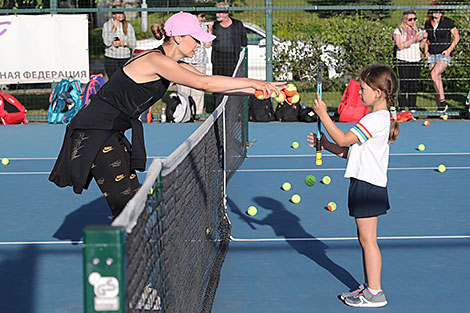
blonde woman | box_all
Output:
[392,10,427,111]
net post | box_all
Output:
[83,225,126,313]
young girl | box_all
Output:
[308,64,399,307]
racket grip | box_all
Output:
[316,151,323,166]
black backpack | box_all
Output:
[275,101,300,122]
[299,105,317,122]
[166,92,197,123]
[248,95,275,122]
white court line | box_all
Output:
[237,166,470,172]
[0,240,82,245]
[230,235,470,242]
[248,152,470,158]
[3,167,470,175]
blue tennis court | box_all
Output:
[1,121,469,312]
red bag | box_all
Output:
[0,90,28,125]
[337,79,369,123]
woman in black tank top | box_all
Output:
[49,12,285,219]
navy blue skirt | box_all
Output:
[348,178,390,218]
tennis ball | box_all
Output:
[305,175,316,187]
[282,182,292,191]
[442,114,448,121]
[424,120,430,126]
[254,89,265,100]
[418,144,425,151]
[247,206,258,216]
[327,201,337,211]
[287,93,300,104]
[291,141,299,149]
[283,84,297,97]
[438,164,446,173]
[148,187,154,195]
[270,86,280,98]
[275,91,286,103]
[1,158,9,165]
[206,227,211,235]
[322,175,331,185]
[291,194,301,204]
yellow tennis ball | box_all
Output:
[291,194,301,204]
[282,182,292,191]
[327,201,337,211]
[418,144,425,151]
[270,86,280,98]
[275,91,286,103]
[291,141,299,149]
[438,164,446,173]
[1,158,9,165]
[247,206,258,216]
[442,114,448,121]
[322,176,331,185]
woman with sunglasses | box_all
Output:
[392,10,427,111]
[424,1,460,112]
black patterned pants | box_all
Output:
[91,133,140,218]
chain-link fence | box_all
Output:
[1,1,469,121]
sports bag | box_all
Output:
[248,95,275,122]
[0,90,28,125]
[166,92,196,123]
[81,74,105,108]
[275,101,300,122]
[48,78,82,124]
[337,79,369,123]
[299,103,316,122]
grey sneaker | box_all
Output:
[340,284,366,300]
[343,288,388,308]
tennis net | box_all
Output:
[110,48,248,313]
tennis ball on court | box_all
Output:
[287,93,300,104]
[283,84,297,97]
[438,164,446,173]
[275,91,286,103]
[442,114,448,121]
[291,141,299,149]
[322,175,331,185]
[327,201,337,211]
[1,158,9,165]
[291,194,301,204]
[418,144,425,151]
[305,175,316,187]
[206,227,211,235]
[282,182,292,191]
[424,120,430,126]
[254,89,265,100]
[247,206,258,216]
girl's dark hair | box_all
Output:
[360,64,400,143]
[151,23,171,42]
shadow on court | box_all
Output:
[0,245,37,313]
[53,197,112,244]
[228,196,360,290]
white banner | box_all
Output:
[0,14,89,84]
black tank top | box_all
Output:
[97,45,171,118]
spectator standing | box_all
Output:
[424,1,460,112]
[207,2,247,110]
[392,10,427,111]
[177,12,211,116]
[102,5,137,80]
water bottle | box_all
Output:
[161,108,166,123]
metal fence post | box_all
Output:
[265,0,274,82]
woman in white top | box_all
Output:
[392,10,427,110]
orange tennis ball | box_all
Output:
[287,92,300,104]
[327,201,337,211]
[254,89,265,100]
[283,84,297,97]
[275,91,286,103]
[424,120,430,126]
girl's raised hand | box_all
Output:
[313,92,327,116]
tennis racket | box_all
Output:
[315,62,323,166]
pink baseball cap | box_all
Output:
[165,11,216,43]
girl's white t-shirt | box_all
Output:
[394,27,422,62]
[344,110,391,187]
